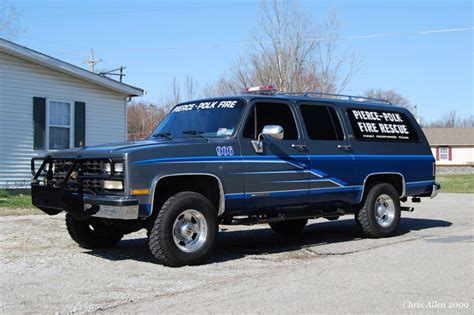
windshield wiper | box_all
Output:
[151,132,173,140]
[182,130,209,141]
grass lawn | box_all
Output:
[437,174,474,193]
[0,190,42,216]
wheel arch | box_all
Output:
[358,172,406,204]
[150,173,225,216]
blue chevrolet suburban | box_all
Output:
[31,87,440,267]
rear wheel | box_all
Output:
[269,219,308,235]
[356,183,401,238]
[149,192,218,267]
[65,214,124,249]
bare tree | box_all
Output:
[424,110,458,128]
[157,76,200,111]
[0,1,24,39]
[127,101,166,140]
[422,111,473,128]
[458,115,474,128]
[207,0,358,95]
[184,76,198,100]
[364,88,416,113]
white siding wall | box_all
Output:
[0,52,128,188]
[430,146,474,166]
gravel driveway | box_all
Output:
[1,193,473,313]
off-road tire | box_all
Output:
[148,192,218,267]
[356,183,401,238]
[269,219,308,235]
[65,214,124,249]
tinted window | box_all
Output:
[300,105,344,141]
[152,99,244,138]
[243,103,298,140]
[347,108,419,142]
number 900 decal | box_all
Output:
[216,146,234,156]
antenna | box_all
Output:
[99,66,127,82]
[83,49,102,72]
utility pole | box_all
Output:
[83,48,102,73]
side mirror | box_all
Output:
[252,125,284,153]
[262,125,284,140]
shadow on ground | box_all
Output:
[85,217,452,264]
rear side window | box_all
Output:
[243,102,298,140]
[347,108,419,142]
[300,105,344,141]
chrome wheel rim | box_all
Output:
[172,209,208,253]
[374,194,396,227]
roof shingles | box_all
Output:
[423,128,474,146]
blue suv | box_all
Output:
[32,89,440,266]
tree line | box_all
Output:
[127,0,471,140]
[4,0,468,139]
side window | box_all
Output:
[347,108,420,142]
[300,105,344,141]
[243,103,298,140]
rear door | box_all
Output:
[297,102,355,205]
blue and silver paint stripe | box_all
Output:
[225,185,364,200]
[229,169,327,178]
[133,154,435,165]
[406,180,435,187]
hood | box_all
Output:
[47,138,209,158]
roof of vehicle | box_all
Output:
[184,93,410,112]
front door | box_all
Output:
[296,102,355,206]
[239,100,310,212]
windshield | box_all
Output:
[151,99,245,138]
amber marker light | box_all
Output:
[131,189,150,195]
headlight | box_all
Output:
[102,180,123,190]
[114,162,124,173]
[104,162,112,173]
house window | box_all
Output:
[48,101,73,150]
[439,147,449,160]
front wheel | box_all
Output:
[356,183,401,238]
[65,214,124,249]
[149,192,218,267]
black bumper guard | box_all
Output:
[31,156,131,219]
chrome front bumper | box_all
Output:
[84,195,139,220]
[430,183,441,199]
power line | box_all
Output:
[25,3,255,19]
[144,26,474,51]
[25,26,474,58]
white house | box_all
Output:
[0,39,144,188]
[423,128,474,171]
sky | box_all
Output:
[8,0,474,122]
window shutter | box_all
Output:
[435,147,439,161]
[448,147,452,161]
[33,97,46,150]
[74,101,86,147]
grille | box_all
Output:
[46,159,123,194]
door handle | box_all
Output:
[291,144,307,151]
[337,144,352,152]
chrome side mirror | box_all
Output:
[252,125,284,153]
